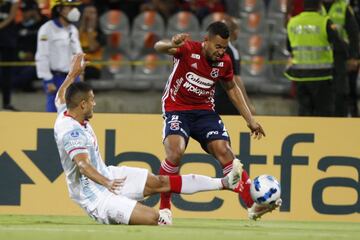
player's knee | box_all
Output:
[166,148,183,164]
[215,144,232,159]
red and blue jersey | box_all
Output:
[162,40,234,112]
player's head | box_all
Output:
[204,21,230,62]
[304,0,322,10]
[53,0,81,23]
[65,82,95,120]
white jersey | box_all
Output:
[54,104,111,211]
[35,19,83,81]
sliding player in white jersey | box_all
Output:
[53,53,244,225]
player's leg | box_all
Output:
[143,170,242,197]
[128,202,159,225]
[190,110,254,208]
[159,112,190,211]
[207,139,254,208]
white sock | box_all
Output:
[180,174,223,194]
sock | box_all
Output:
[169,174,223,194]
[235,170,254,208]
[222,159,254,208]
[159,159,179,209]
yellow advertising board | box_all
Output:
[0,112,359,222]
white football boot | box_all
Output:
[227,159,243,190]
[248,198,282,220]
[158,208,172,225]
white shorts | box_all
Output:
[87,166,148,224]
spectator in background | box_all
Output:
[14,0,48,92]
[348,0,360,116]
[35,0,83,112]
[179,0,226,21]
[285,0,347,116]
[287,0,304,19]
[93,0,143,24]
[0,0,19,111]
[141,0,177,19]
[322,0,359,117]
[215,15,255,115]
[78,4,104,80]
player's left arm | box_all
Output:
[55,53,86,107]
[221,79,265,139]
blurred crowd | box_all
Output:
[0,0,359,116]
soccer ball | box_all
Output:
[250,175,281,205]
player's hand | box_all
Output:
[106,177,126,195]
[247,120,265,140]
[171,33,190,48]
[46,83,57,93]
[68,53,87,79]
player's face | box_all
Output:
[82,91,96,120]
[204,35,229,62]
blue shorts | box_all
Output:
[163,110,230,152]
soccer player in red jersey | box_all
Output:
[155,21,281,224]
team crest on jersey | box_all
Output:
[210,68,219,78]
[70,131,80,138]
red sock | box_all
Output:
[159,159,179,210]
[169,175,182,193]
[236,170,254,208]
[222,160,254,208]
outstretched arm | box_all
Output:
[154,33,189,55]
[221,79,265,139]
[55,53,86,107]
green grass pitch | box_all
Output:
[0,215,359,240]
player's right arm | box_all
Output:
[73,153,124,194]
[154,33,189,55]
[55,53,86,108]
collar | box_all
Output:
[64,111,88,127]
[53,18,63,28]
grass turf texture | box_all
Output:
[0,215,359,240]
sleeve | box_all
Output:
[345,6,360,59]
[173,40,191,58]
[35,23,53,81]
[56,102,67,115]
[71,27,83,54]
[62,128,88,160]
[222,59,234,82]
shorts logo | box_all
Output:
[206,131,219,138]
[170,122,180,131]
[210,68,219,78]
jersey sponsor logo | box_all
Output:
[210,68,219,78]
[191,53,200,59]
[185,72,214,89]
[183,81,211,96]
[170,77,184,101]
